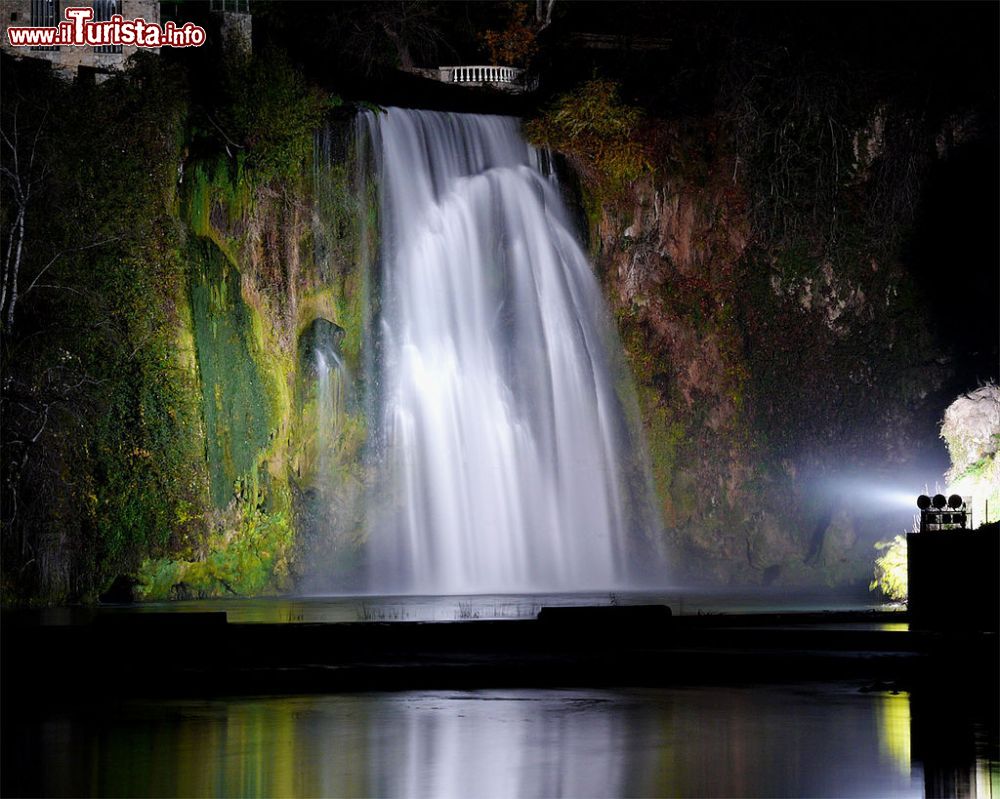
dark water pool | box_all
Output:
[6,684,996,798]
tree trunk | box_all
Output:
[4,202,26,331]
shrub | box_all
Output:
[218,46,335,184]
[870,534,907,602]
[525,79,650,192]
[480,3,538,67]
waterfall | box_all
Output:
[359,108,661,594]
[314,348,343,482]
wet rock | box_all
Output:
[298,317,345,376]
[170,582,195,601]
[99,575,138,604]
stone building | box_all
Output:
[1,1,251,77]
[1,0,161,78]
[208,0,249,52]
[161,0,251,52]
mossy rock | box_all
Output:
[188,238,272,507]
[297,317,346,376]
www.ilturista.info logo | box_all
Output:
[7,6,206,49]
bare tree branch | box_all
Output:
[536,0,556,30]
[22,235,123,299]
[1,99,51,331]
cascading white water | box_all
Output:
[361,108,660,594]
[314,349,344,477]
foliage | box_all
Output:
[217,46,335,185]
[870,534,907,601]
[731,73,942,467]
[721,42,925,255]
[311,125,362,285]
[330,1,450,76]
[719,54,935,506]
[0,35,369,604]
[1,55,211,601]
[558,58,954,586]
[137,484,294,600]
[525,79,650,193]
[183,157,253,282]
[479,3,538,67]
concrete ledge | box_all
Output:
[3,608,996,705]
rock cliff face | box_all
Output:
[137,121,371,600]
[131,93,993,595]
[590,140,759,583]
[565,107,966,586]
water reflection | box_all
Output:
[877,691,913,776]
[8,684,995,798]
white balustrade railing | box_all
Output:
[440,66,522,85]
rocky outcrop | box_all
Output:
[569,111,953,586]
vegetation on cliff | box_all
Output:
[0,43,360,603]
[133,47,362,601]
[1,56,205,601]
[526,79,649,195]
[870,534,908,603]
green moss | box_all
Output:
[143,112,371,600]
[774,240,817,280]
[137,501,294,599]
[312,158,357,271]
[188,238,272,507]
[639,385,687,493]
[135,558,185,600]
[333,270,365,371]
[1,44,361,604]
[245,294,293,439]
[137,436,297,600]
[184,157,250,262]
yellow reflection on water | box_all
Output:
[878,623,909,632]
[876,691,912,776]
[211,700,369,797]
[976,758,999,798]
